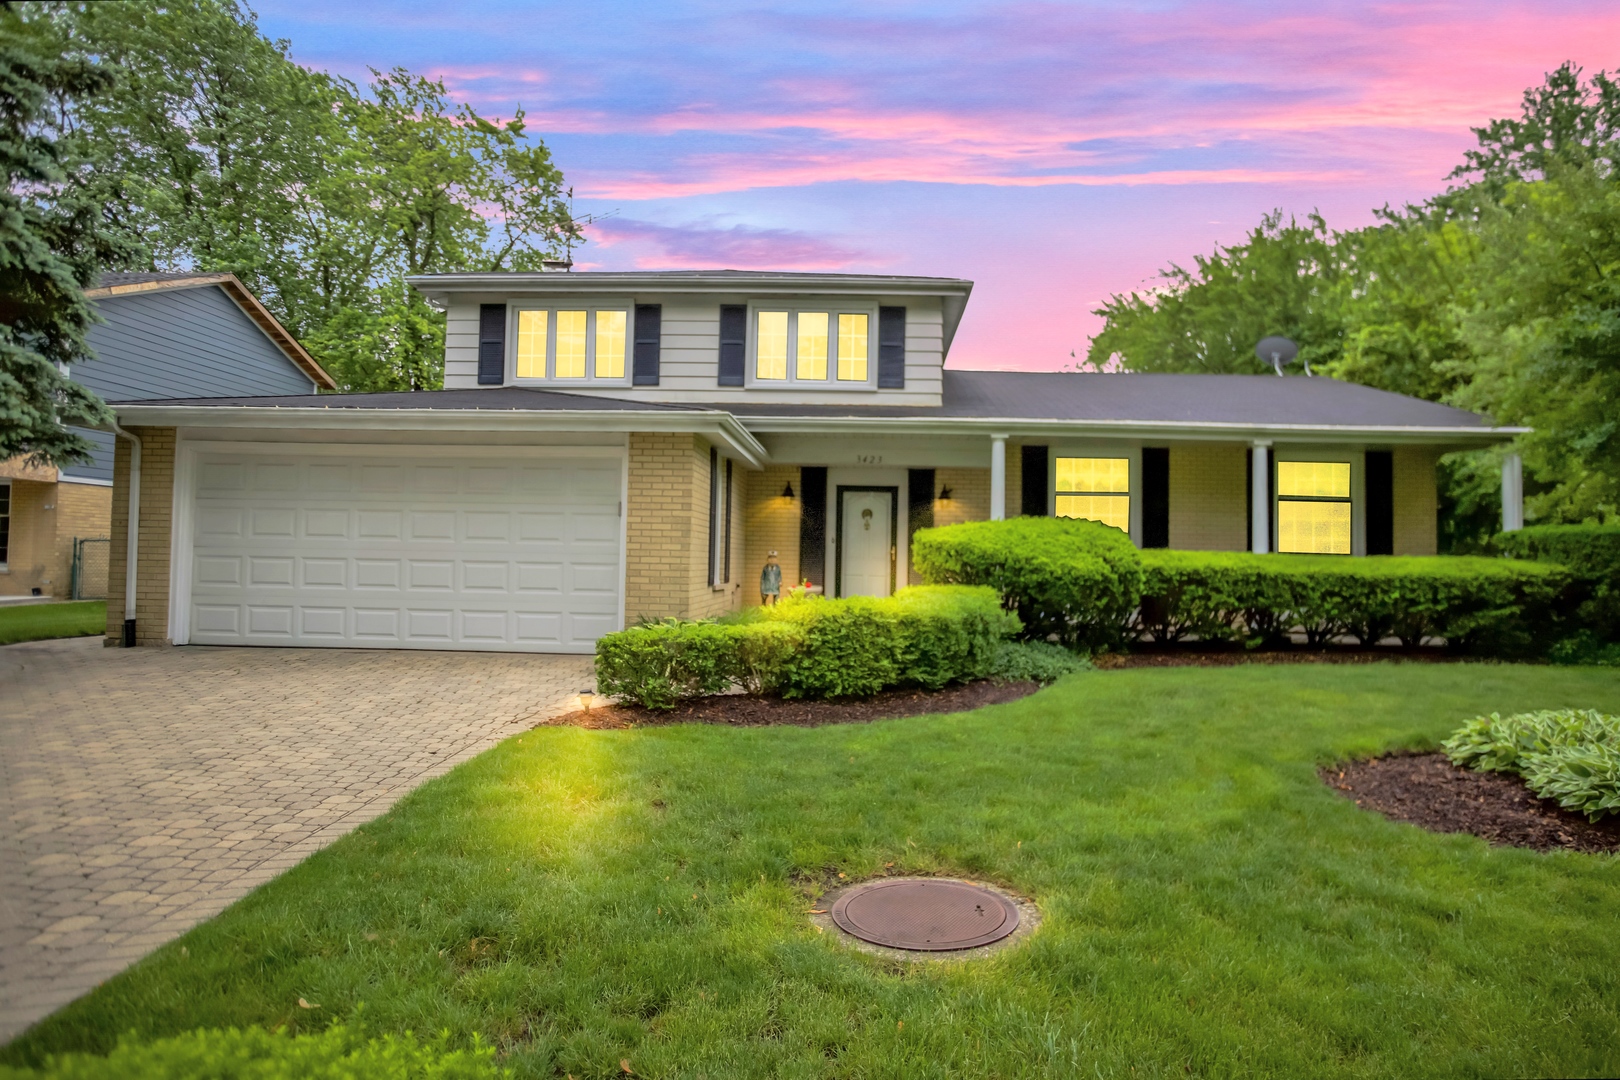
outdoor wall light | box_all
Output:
[937,485,953,502]
[782,481,795,499]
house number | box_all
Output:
[855,454,883,464]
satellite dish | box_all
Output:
[1256,335,1302,377]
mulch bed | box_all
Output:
[543,679,1040,730]
[1098,647,1466,669]
[1324,752,1620,854]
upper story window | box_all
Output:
[1276,461,1351,554]
[1055,457,1129,531]
[749,304,873,388]
[512,304,629,382]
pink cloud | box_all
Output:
[585,218,874,271]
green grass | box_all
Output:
[0,601,105,645]
[6,662,1620,1078]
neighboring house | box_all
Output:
[0,272,334,599]
[98,270,1524,653]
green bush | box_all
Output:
[989,639,1091,683]
[593,586,1019,707]
[1135,550,1567,653]
[912,518,1143,651]
[1443,708,1620,821]
[1494,523,1620,641]
[0,1022,504,1079]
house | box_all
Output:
[0,272,334,600]
[96,270,1523,652]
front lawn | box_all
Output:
[7,663,1620,1077]
[0,601,105,645]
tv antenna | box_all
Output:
[551,187,620,272]
[1256,335,1309,376]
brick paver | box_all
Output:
[0,638,593,1042]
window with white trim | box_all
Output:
[749,305,873,387]
[1276,461,1351,554]
[0,480,9,568]
[1055,457,1130,532]
[512,305,630,382]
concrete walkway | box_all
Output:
[0,638,593,1043]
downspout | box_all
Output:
[109,419,141,647]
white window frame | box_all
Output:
[507,300,634,386]
[744,300,879,390]
[1047,443,1143,547]
[0,478,9,571]
[1272,447,1365,556]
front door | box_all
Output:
[837,487,895,598]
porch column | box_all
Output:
[1250,440,1271,554]
[990,434,1008,521]
[1501,452,1524,532]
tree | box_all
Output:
[0,1,115,467]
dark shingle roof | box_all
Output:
[113,386,703,412]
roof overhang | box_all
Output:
[104,403,768,468]
[85,273,337,391]
[407,271,975,358]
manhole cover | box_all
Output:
[831,879,1020,951]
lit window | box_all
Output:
[555,310,587,378]
[756,311,789,380]
[838,313,868,381]
[1055,457,1129,531]
[516,310,547,379]
[595,310,626,379]
[1276,461,1351,554]
[796,311,828,380]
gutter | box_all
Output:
[108,419,140,647]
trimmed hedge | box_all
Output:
[594,586,1019,708]
[911,518,1143,650]
[1494,523,1620,642]
[1135,550,1568,652]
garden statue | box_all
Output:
[760,550,782,605]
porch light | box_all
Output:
[782,481,795,500]
[937,485,953,502]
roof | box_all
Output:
[118,386,700,412]
[84,272,336,390]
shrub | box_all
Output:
[912,518,1143,651]
[1494,523,1620,640]
[1135,551,1567,653]
[989,639,1091,683]
[1443,709,1620,821]
[0,1021,505,1079]
[593,586,1018,707]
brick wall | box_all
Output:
[50,482,112,599]
[0,478,52,596]
[933,467,991,527]
[1169,443,1248,551]
[106,426,175,645]
[1392,446,1439,555]
[743,464,801,600]
[623,432,746,622]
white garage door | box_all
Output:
[185,451,622,652]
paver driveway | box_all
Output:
[0,637,594,1042]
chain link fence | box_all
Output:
[71,537,109,601]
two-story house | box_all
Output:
[0,272,333,600]
[97,270,1522,652]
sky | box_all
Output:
[253,0,1620,371]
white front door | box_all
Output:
[839,489,894,598]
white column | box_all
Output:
[1251,440,1271,554]
[990,434,1008,521]
[1501,453,1524,532]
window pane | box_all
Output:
[1055,457,1129,494]
[794,311,828,380]
[595,310,626,378]
[1277,461,1350,499]
[516,310,547,379]
[555,310,587,378]
[837,313,868,381]
[1277,500,1351,554]
[756,311,788,380]
[1056,494,1130,531]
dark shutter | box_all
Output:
[798,466,828,589]
[1020,445,1049,516]
[1365,450,1394,555]
[1142,447,1170,548]
[723,459,734,582]
[718,305,746,386]
[633,304,661,386]
[707,448,719,585]
[907,468,935,583]
[477,304,506,385]
[878,306,906,388]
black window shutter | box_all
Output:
[1020,445,1049,516]
[718,305,746,386]
[633,304,661,386]
[878,306,906,388]
[707,448,719,585]
[907,468,935,584]
[798,466,828,589]
[477,304,506,385]
[1142,447,1170,548]
[1365,450,1394,555]
[723,459,734,582]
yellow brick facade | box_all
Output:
[744,464,802,598]
[106,427,176,645]
[623,432,747,623]
[932,467,991,527]
[1392,446,1439,555]
[1,478,54,596]
[51,482,113,598]
[1168,443,1248,551]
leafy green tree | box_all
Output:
[0,1,116,466]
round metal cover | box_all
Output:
[831,879,1020,951]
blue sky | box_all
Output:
[253,0,1620,369]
